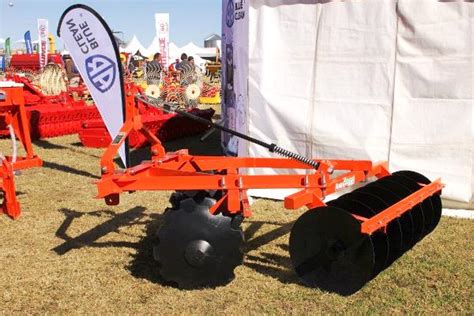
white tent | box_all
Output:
[171,42,208,71]
[146,36,160,57]
[222,0,473,205]
[124,35,149,56]
[180,42,217,59]
[168,42,181,61]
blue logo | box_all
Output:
[85,54,116,93]
[226,0,234,28]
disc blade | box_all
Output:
[366,180,415,250]
[289,206,375,296]
[347,190,401,267]
[328,197,389,277]
[375,177,425,243]
[357,185,407,264]
[392,170,442,233]
[157,197,244,288]
[386,175,429,238]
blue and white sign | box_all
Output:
[0,55,5,71]
[85,54,116,93]
[221,0,248,156]
[58,4,128,167]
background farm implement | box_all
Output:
[0,81,42,218]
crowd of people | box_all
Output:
[57,51,201,89]
[128,51,199,86]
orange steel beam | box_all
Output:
[95,87,413,216]
[97,162,384,193]
[0,86,43,170]
[0,158,20,219]
[0,85,43,219]
[360,179,444,235]
[96,156,390,211]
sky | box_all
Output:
[0,0,222,49]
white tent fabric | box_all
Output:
[389,0,473,202]
[169,42,180,59]
[171,42,208,71]
[146,36,160,57]
[124,35,149,56]
[225,0,473,203]
[180,42,217,59]
[246,0,398,200]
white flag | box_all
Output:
[58,4,129,166]
[155,13,170,66]
[38,19,49,69]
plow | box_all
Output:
[94,83,443,295]
[51,3,445,295]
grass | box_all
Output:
[0,113,472,314]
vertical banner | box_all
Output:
[221,0,249,156]
[4,37,11,68]
[24,31,33,54]
[58,4,129,166]
[48,33,56,53]
[154,13,169,66]
[38,19,49,68]
[0,55,4,71]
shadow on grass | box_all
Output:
[43,160,100,179]
[243,221,293,252]
[126,212,172,286]
[70,141,85,147]
[129,218,299,287]
[52,207,152,255]
[242,220,301,285]
[34,139,101,158]
[51,205,300,287]
[51,206,172,286]
[34,139,70,150]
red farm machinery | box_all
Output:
[94,83,443,295]
[4,74,100,139]
[5,59,214,147]
[0,81,42,218]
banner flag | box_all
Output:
[38,19,49,68]
[4,37,11,68]
[24,31,33,54]
[0,55,4,71]
[154,13,169,66]
[58,4,129,167]
[5,37,11,58]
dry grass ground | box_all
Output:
[0,114,472,314]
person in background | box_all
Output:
[168,58,179,72]
[178,54,197,86]
[146,52,163,85]
[175,53,189,72]
[187,55,199,74]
